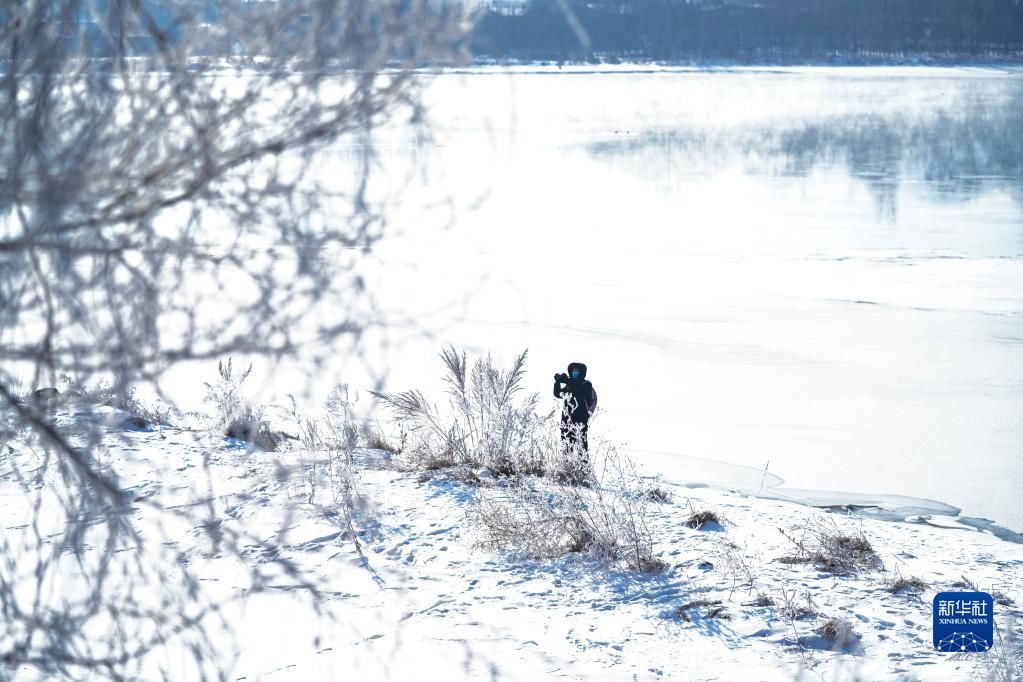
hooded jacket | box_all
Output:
[554,362,597,423]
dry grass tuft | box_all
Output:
[645,487,672,503]
[973,617,1023,682]
[815,617,860,648]
[60,376,174,428]
[686,509,726,530]
[417,465,485,487]
[470,446,665,573]
[886,575,929,594]
[204,359,292,451]
[777,516,880,574]
[365,431,399,454]
[953,574,1015,606]
[778,587,818,621]
[994,591,1016,607]
[674,599,730,622]
[375,347,583,481]
[746,594,775,607]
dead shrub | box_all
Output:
[469,444,664,572]
[686,508,727,530]
[204,359,289,451]
[60,376,173,428]
[779,587,818,621]
[747,594,775,607]
[365,430,399,454]
[778,516,880,574]
[954,575,1016,606]
[645,486,672,503]
[716,538,763,599]
[375,347,579,482]
[886,574,929,594]
[283,387,363,550]
[974,617,1023,682]
[815,617,860,648]
[675,599,730,622]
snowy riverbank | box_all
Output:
[3,408,1020,681]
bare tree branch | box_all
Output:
[0,1,473,677]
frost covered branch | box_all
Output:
[0,1,472,677]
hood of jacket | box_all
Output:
[567,362,587,380]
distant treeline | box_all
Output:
[472,0,1023,63]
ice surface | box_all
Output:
[364,68,1023,532]
[153,67,1023,532]
[629,448,785,489]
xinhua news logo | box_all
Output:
[933,591,994,653]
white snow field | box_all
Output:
[3,407,1021,681]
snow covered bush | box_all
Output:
[375,347,570,479]
[288,386,361,508]
[884,571,929,594]
[365,428,402,455]
[778,587,819,621]
[777,516,881,574]
[715,539,766,600]
[44,376,173,428]
[204,359,286,451]
[685,506,728,530]
[96,386,172,429]
[978,617,1023,682]
[675,599,730,622]
[322,384,363,456]
[227,407,288,451]
[814,616,861,649]
[470,443,665,572]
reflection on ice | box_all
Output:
[587,79,1023,221]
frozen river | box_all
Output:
[348,67,1023,533]
[156,67,1022,533]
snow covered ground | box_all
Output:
[4,408,1020,680]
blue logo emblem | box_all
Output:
[933,591,993,652]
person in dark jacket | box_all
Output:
[553,362,598,456]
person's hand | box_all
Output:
[555,373,568,382]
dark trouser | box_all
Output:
[560,418,589,458]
